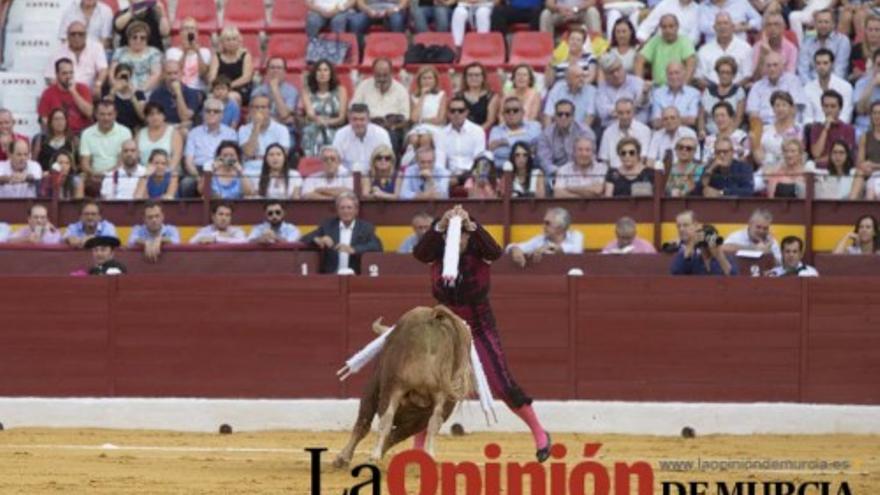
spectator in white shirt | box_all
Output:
[59,0,114,49]
[190,203,247,244]
[647,107,698,164]
[0,140,43,199]
[438,96,486,186]
[636,0,700,45]
[46,21,108,92]
[722,208,782,264]
[101,139,146,200]
[331,103,392,173]
[765,236,819,277]
[301,145,355,199]
[803,48,854,124]
[598,98,652,169]
[508,207,584,267]
[696,12,753,87]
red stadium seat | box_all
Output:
[336,68,355,98]
[173,0,219,32]
[242,33,263,68]
[223,0,267,33]
[361,32,408,68]
[297,157,324,177]
[319,32,360,68]
[267,0,307,33]
[460,32,506,68]
[486,69,503,94]
[508,31,553,69]
[266,33,308,72]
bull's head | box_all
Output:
[372,317,392,335]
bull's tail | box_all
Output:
[431,305,475,402]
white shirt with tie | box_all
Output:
[337,220,356,273]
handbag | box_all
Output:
[306,36,351,65]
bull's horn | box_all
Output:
[372,317,391,335]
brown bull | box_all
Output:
[333,305,474,467]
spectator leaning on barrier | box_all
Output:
[722,208,782,264]
[554,136,607,198]
[601,216,657,254]
[248,201,301,245]
[301,192,383,274]
[507,207,584,268]
[8,204,62,245]
[301,145,355,200]
[765,236,819,277]
[398,212,434,254]
[64,201,117,248]
[832,214,880,255]
[190,202,247,245]
[128,202,181,263]
[670,223,738,276]
[694,136,754,197]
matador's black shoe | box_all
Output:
[536,431,552,463]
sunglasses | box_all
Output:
[449,107,467,114]
[375,155,394,162]
[205,108,222,114]
[715,149,733,154]
[504,108,522,114]
[130,34,147,40]
[69,32,86,37]
[556,111,572,117]
[513,152,529,157]
[676,145,696,151]
[267,210,283,217]
[118,74,130,80]
[619,149,637,156]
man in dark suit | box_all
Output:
[302,191,383,274]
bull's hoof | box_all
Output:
[332,456,350,469]
[536,432,552,463]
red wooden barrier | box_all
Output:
[0,276,877,404]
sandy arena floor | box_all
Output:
[0,428,877,494]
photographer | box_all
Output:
[198,140,254,199]
[165,17,211,92]
[670,224,738,276]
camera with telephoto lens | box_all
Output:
[695,225,723,250]
[222,157,237,167]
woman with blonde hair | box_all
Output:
[765,138,809,198]
[361,145,401,200]
[411,66,447,130]
[208,26,255,106]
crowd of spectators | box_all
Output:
[1,0,879,274]
[5,0,880,203]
